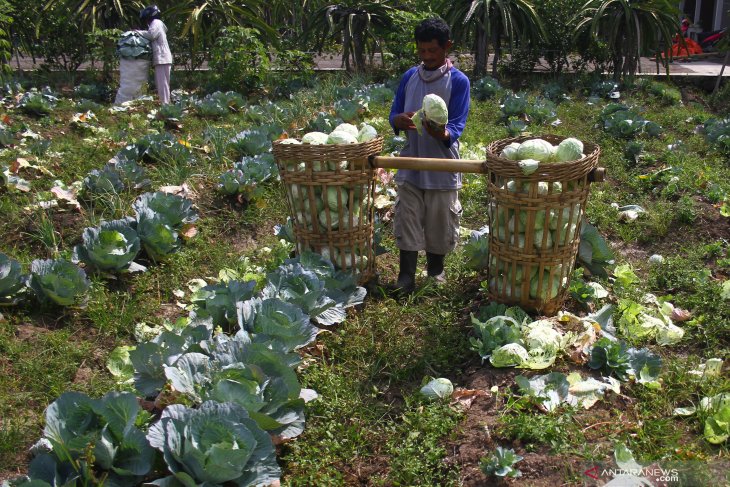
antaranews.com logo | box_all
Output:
[582,458,729,486]
[583,464,679,485]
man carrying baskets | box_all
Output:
[389,18,471,296]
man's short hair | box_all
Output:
[414,18,451,47]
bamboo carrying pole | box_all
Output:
[370,155,487,173]
[369,155,606,182]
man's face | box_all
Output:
[417,39,452,70]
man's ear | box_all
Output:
[445,40,453,50]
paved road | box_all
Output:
[10,52,729,77]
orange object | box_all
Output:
[666,36,703,58]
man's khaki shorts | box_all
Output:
[393,182,462,254]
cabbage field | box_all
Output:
[0,75,729,486]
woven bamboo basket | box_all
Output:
[272,137,384,282]
[484,135,601,315]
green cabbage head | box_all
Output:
[29,259,90,306]
[357,124,378,143]
[554,138,584,162]
[490,343,529,367]
[500,142,521,160]
[332,123,359,138]
[146,401,280,486]
[326,131,358,145]
[516,139,554,162]
[423,94,448,124]
[301,132,329,144]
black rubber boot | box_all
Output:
[395,250,418,296]
[426,252,446,284]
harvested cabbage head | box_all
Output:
[554,138,584,162]
[516,139,554,162]
[302,132,329,144]
[333,123,359,138]
[500,142,521,160]
[422,94,448,125]
[357,124,378,143]
[413,93,449,136]
[420,378,454,401]
[518,159,540,175]
[279,138,301,145]
[327,131,358,145]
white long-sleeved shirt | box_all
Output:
[139,19,172,66]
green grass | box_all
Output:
[1,77,729,484]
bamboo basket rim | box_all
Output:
[273,136,385,160]
[485,135,600,181]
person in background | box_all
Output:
[388,17,470,296]
[138,5,172,104]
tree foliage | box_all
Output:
[573,0,680,80]
[307,1,395,72]
[441,0,545,77]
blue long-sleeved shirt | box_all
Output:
[389,65,470,190]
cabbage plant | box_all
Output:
[74,220,145,273]
[129,318,215,397]
[262,263,346,326]
[218,154,278,199]
[29,259,90,306]
[219,169,247,196]
[587,338,632,381]
[111,157,150,190]
[190,279,257,328]
[490,343,530,367]
[589,339,662,386]
[18,91,58,116]
[22,391,155,487]
[133,132,192,164]
[515,372,570,412]
[306,111,343,134]
[165,342,309,439]
[194,98,229,118]
[702,118,730,154]
[470,315,523,363]
[135,208,180,261]
[236,297,318,352]
[524,97,557,125]
[146,401,280,486]
[480,446,523,478]
[82,165,126,196]
[290,252,367,308]
[210,91,246,111]
[473,76,502,100]
[229,127,272,157]
[133,192,198,229]
[0,252,26,305]
[334,99,362,122]
[462,226,489,271]
[500,92,528,118]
